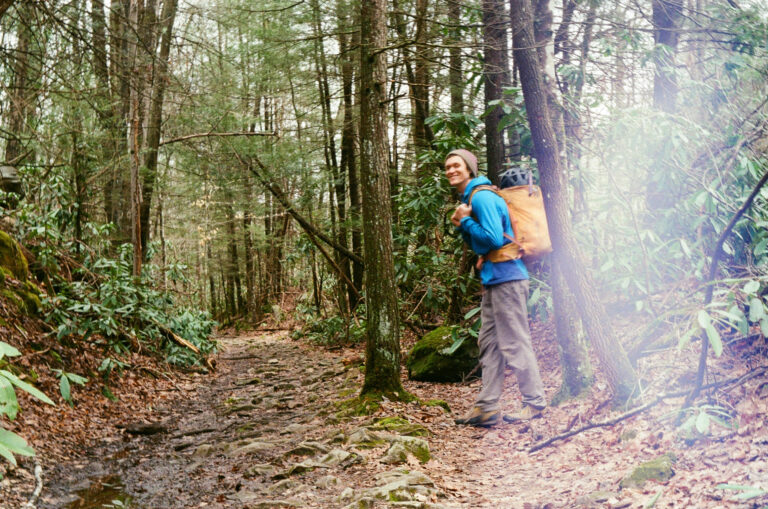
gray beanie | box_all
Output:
[446,149,478,178]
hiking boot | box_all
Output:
[454,407,500,428]
[503,404,545,423]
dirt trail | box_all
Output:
[36,330,768,508]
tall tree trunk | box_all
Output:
[652,0,683,113]
[448,0,464,115]
[532,0,593,402]
[127,0,143,276]
[338,3,362,305]
[510,0,638,403]
[359,0,407,399]
[4,2,40,166]
[140,0,178,259]
[243,170,256,320]
[482,0,509,185]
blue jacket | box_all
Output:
[458,177,529,286]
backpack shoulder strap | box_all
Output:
[467,185,499,206]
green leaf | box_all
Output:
[0,378,19,420]
[60,375,71,403]
[0,427,35,466]
[66,373,88,386]
[697,310,711,329]
[695,411,710,434]
[644,489,663,508]
[0,371,54,406]
[440,337,466,356]
[749,298,764,322]
[679,238,691,258]
[705,325,723,357]
[761,318,768,337]
[743,280,760,294]
[0,342,21,360]
[463,307,481,321]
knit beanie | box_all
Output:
[445,149,478,178]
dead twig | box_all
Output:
[530,365,768,453]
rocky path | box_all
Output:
[39,332,457,508]
[36,330,768,508]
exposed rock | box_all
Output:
[380,442,408,465]
[339,487,355,502]
[381,435,430,463]
[406,326,479,382]
[620,453,676,489]
[268,479,299,494]
[315,475,339,489]
[353,468,438,503]
[282,423,312,435]
[0,231,28,280]
[320,448,360,467]
[192,444,215,458]
[227,440,274,457]
[284,441,330,457]
[245,463,275,478]
[275,449,363,479]
[347,427,385,448]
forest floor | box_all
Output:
[3,323,768,509]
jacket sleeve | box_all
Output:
[458,191,505,254]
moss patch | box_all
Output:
[0,231,28,280]
[423,399,451,413]
[620,453,676,489]
[406,326,479,383]
[369,416,430,437]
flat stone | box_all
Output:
[227,440,274,457]
[192,444,215,458]
[315,475,340,489]
[282,423,312,435]
[285,441,330,457]
[268,479,299,494]
[244,463,275,477]
[347,428,385,448]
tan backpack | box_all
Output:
[468,182,553,262]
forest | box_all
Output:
[0,0,767,507]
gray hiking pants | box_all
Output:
[475,279,547,412]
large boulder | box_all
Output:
[0,231,28,280]
[406,326,479,383]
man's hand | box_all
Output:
[451,204,472,227]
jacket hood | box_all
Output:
[461,176,493,204]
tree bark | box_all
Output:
[510,0,638,403]
[359,0,407,399]
[4,2,40,166]
[140,0,179,259]
[483,0,510,184]
[338,2,363,305]
[531,0,593,402]
[448,0,464,115]
[652,0,683,113]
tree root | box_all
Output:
[21,460,42,509]
[529,365,768,453]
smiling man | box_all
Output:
[445,149,547,427]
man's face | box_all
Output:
[444,155,472,188]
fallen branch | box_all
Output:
[21,460,42,509]
[529,365,768,453]
[150,319,215,371]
